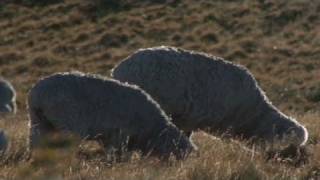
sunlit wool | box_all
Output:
[28,71,196,159]
[112,46,308,148]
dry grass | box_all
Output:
[0,0,319,179]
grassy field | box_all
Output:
[0,0,320,179]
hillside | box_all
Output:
[0,0,320,179]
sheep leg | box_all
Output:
[102,143,122,162]
[99,130,130,162]
[29,108,54,150]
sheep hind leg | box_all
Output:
[28,108,55,151]
[98,130,130,162]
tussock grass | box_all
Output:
[0,117,319,179]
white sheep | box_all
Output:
[111,46,308,149]
[0,78,16,114]
[28,71,196,160]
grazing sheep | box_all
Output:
[111,46,308,148]
[0,78,16,113]
[0,130,8,153]
[28,72,195,160]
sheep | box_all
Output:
[0,78,16,113]
[28,71,196,160]
[111,46,308,149]
[0,130,8,153]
